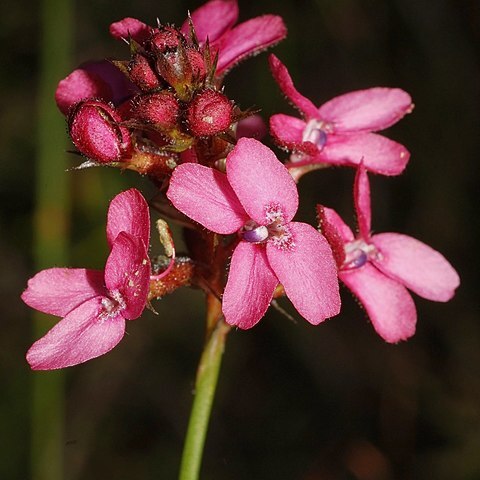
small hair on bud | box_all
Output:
[186,89,233,137]
[132,91,180,130]
[68,100,131,163]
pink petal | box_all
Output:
[215,16,287,75]
[320,132,410,176]
[104,232,150,320]
[81,61,137,105]
[182,0,239,43]
[269,55,318,118]
[226,138,298,224]
[55,69,113,115]
[371,233,460,302]
[316,205,352,266]
[109,17,152,44]
[106,188,150,248]
[236,114,267,140]
[340,263,417,343]
[21,268,106,317]
[26,297,126,370]
[222,242,278,329]
[317,206,354,243]
[267,222,341,324]
[318,87,413,133]
[270,114,317,154]
[354,165,371,239]
[167,163,248,234]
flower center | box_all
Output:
[240,220,269,243]
[239,204,295,250]
[302,119,329,150]
[342,239,379,270]
[290,119,332,164]
[100,289,126,317]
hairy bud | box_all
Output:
[186,90,233,137]
[128,54,161,91]
[132,91,180,130]
[68,100,131,163]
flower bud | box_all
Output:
[68,100,131,163]
[186,49,206,81]
[150,26,182,52]
[132,91,180,130]
[186,90,233,137]
[156,46,206,100]
[128,53,161,91]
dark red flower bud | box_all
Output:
[156,46,206,100]
[132,91,180,130]
[128,53,161,91]
[150,26,182,52]
[68,100,131,163]
[186,49,206,81]
[186,90,233,137]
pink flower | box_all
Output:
[318,166,460,343]
[269,54,414,176]
[167,137,340,328]
[110,0,287,79]
[22,189,151,369]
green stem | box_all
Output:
[32,1,72,479]
[178,297,230,480]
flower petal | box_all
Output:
[226,138,298,224]
[270,114,317,154]
[340,263,417,343]
[269,55,318,118]
[222,242,278,329]
[55,68,113,115]
[80,61,137,105]
[167,163,248,234]
[236,114,267,140]
[215,16,287,75]
[104,232,150,320]
[354,165,371,239]
[320,132,410,176]
[317,206,354,243]
[316,205,353,266]
[109,17,152,44]
[26,297,126,370]
[318,87,413,133]
[21,268,106,317]
[181,0,239,43]
[106,188,150,248]
[267,222,341,324]
[371,233,460,302]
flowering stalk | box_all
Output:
[21,1,461,477]
[179,295,230,480]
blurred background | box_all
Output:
[1,0,479,478]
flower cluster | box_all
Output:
[23,0,459,370]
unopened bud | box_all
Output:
[128,54,161,91]
[132,91,179,130]
[186,90,233,137]
[68,100,131,163]
[186,49,206,81]
[156,46,206,100]
[150,26,182,52]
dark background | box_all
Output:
[1,0,479,478]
